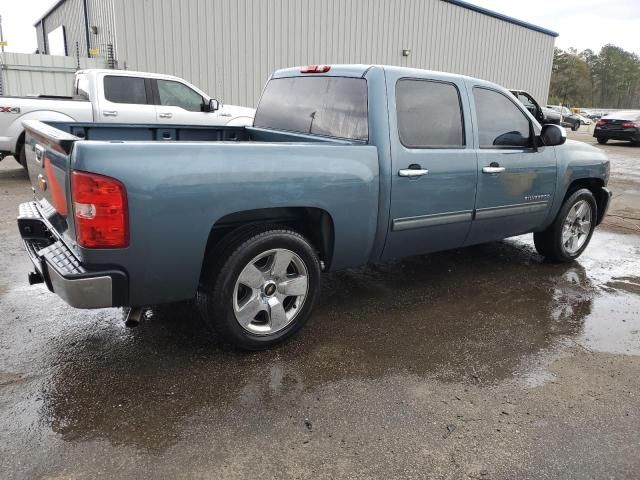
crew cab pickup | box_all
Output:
[17,64,611,350]
[0,69,255,169]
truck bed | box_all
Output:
[21,119,379,306]
[42,121,360,147]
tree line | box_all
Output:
[549,44,640,109]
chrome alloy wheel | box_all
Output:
[232,248,309,335]
[561,199,593,255]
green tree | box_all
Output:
[549,48,592,107]
[550,44,640,109]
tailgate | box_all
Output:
[22,120,79,239]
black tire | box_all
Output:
[596,137,608,144]
[18,143,28,172]
[571,122,579,131]
[534,188,597,263]
[197,225,321,350]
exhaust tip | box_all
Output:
[124,307,146,328]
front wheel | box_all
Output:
[534,189,597,262]
[571,122,580,131]
[198,226,321,350]
[597,137,608,144]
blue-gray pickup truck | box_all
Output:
[18,64,611,349]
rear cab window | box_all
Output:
[103,75,148,104]
[254,76,368,141]
[74,74,90,100]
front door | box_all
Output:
[382,72,478,260]
[154,79,217,125]
[465,85,557,245]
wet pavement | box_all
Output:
[1,144,640,479]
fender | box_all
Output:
[540,139,609,230]
[9,110,81,154]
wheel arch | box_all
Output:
[564,177,607,225]
[201,206,335,275]
[8,110,77,155]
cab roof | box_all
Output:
[272,64,476,84]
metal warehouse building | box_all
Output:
[34,0,558,107]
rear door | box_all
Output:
[382,71,477,260]
[97,74,157,123]
[465,85,557,245]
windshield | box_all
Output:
[254,76,368,141]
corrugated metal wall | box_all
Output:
[35,0,86,56]
[0,52,106,96]
[34,0,555,107]
[87,0,119,63]
[35,0,118,64]
[111,0,555,107]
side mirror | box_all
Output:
[204,98,220,112]
[539,124,566,147]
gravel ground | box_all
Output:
[0,134,639,479]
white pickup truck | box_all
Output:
[0,69,255,169]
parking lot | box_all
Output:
[1,134,639,479]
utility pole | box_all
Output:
[0,15,5,96]
[0,14,5,53]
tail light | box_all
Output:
[596,119,606,126]
[622,121,640,128]
[71,171,128,248]
[300,65,331,73]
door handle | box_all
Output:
[103,110,118,117]
[398,166,429,177]
[482,166,506,174]
[159,112,173,119]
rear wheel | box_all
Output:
[534,189,597,262]
[198,225,321,350]
[18,143,28,172]
[596,137,608,144]
[571,122,580,131]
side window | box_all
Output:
[103,76,147,104]
[157,80,204,112]
[515,93,534,109]
[396,79,464,148]
[474,88,531,148]
[75,74,89,100]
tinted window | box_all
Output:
[157,80,204,112]
[474,88,531,148]
[396,79,464,148]
[254,77,368,141]
[104,76,147,104]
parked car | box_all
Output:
[576,114,593,126]
[509,90,561,125]
[0,69,255,170]
[593,111,640,145]
[586,111,606,120]
[547,105,581,131]
[18,64,611,350]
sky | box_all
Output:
[0,0,639,55]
